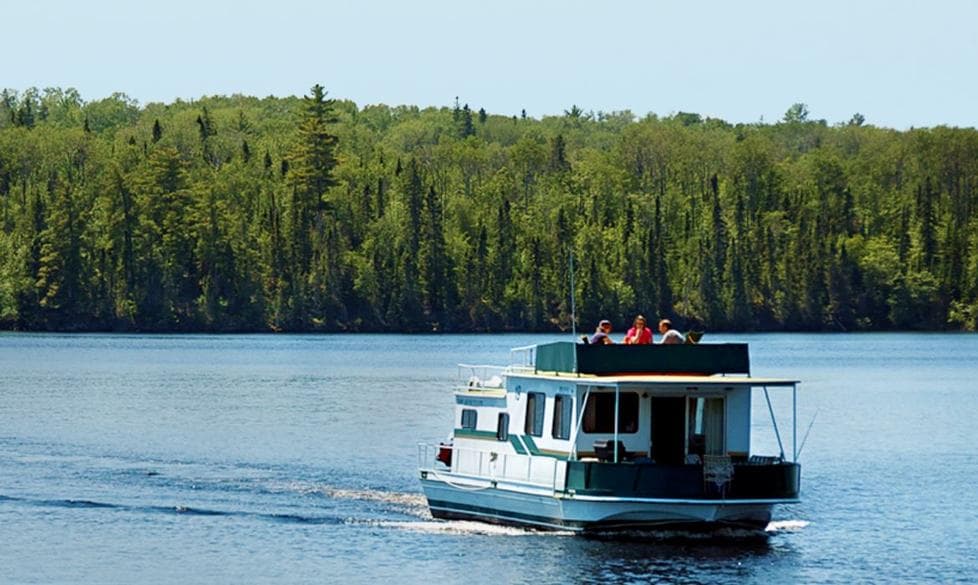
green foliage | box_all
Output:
[783,103,810,124]
[1,89,977,332]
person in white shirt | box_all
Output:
[657,319,685,344]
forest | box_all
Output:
[1,86,977,333]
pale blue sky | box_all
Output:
[5,0,977,128]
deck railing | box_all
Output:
[455,364,507,391]
[418,443,566,491]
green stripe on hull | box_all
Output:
[509,435,527,454]
[453,430,567,459]
[454,428,499,440]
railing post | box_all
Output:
[613,384,620,463]
[792,383,798,463]
[569,386,592,461]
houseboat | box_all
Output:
[418,341,801,532]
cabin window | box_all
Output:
[496,413,510,441]
[524,392,545,437]
[583,393,639,434]
[461,409,478,430]
[552,395,573,440]
[688,397,724,455]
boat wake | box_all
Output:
[583,519,808,541]
[266,481,432,518]
[365,519,573,537]
[318,487,428,511]
[765,519,809,533]
[0,493,346,525]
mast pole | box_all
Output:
[793,383,798,462]
[569,252,577,339]
[613,383,620,463]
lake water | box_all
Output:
[1,332,976,584]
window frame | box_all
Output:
[496,413,510,441]
[582,392,639,434]
[524,392,546,437]
[552,394,573,440]
[461,408,478,430]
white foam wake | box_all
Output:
[368,519,573,537]
[269,481,432,517]
[766,519,810,532]
[320,487,428,509]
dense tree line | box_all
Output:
[1,86,977,333]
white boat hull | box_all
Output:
[420,473,784,532]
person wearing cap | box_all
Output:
[588,320,614,344]
[658,318,685,344]
[623,315,652,345]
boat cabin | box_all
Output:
[442,342,799,499]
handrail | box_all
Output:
[509,345,536,369]
[418,442,563,490]
[567,386,592,461]
[457,364,507,388]
[762,386,786,461]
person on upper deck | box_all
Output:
[658,319,685,344]
[623,314,652,345]
[588,320,614,344]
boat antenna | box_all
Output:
[796,409,819,460]
[569,251,577,338]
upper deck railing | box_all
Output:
[528,341,751,376]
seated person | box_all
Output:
[657,319,685,344]
[623,314,652,345]
[588,320,614,344]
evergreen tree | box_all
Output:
[917,177,937,270]
[419,185,453,328]
[1,87,977,334]
[453,99,475,139]
[196,107,218,166]
[549,134,570,172]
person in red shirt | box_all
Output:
[623,315,652,345]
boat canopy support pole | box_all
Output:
[568,386,592,461]
[763,385,786,461]
[792,383,798,463]
[569,252,576,340]
[613,384,620,463]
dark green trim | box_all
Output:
[522,435,540,455]
[534,342,751,375]
[454,430,566,459]
[565,461,800,499]
[454,428,501,440]
[534,342,578,373]
[537,449,570,458]
[509,435,527,454]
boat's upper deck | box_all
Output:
[506,341,797,387]
[505,370,798,387]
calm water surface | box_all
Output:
[1,333,976,584]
